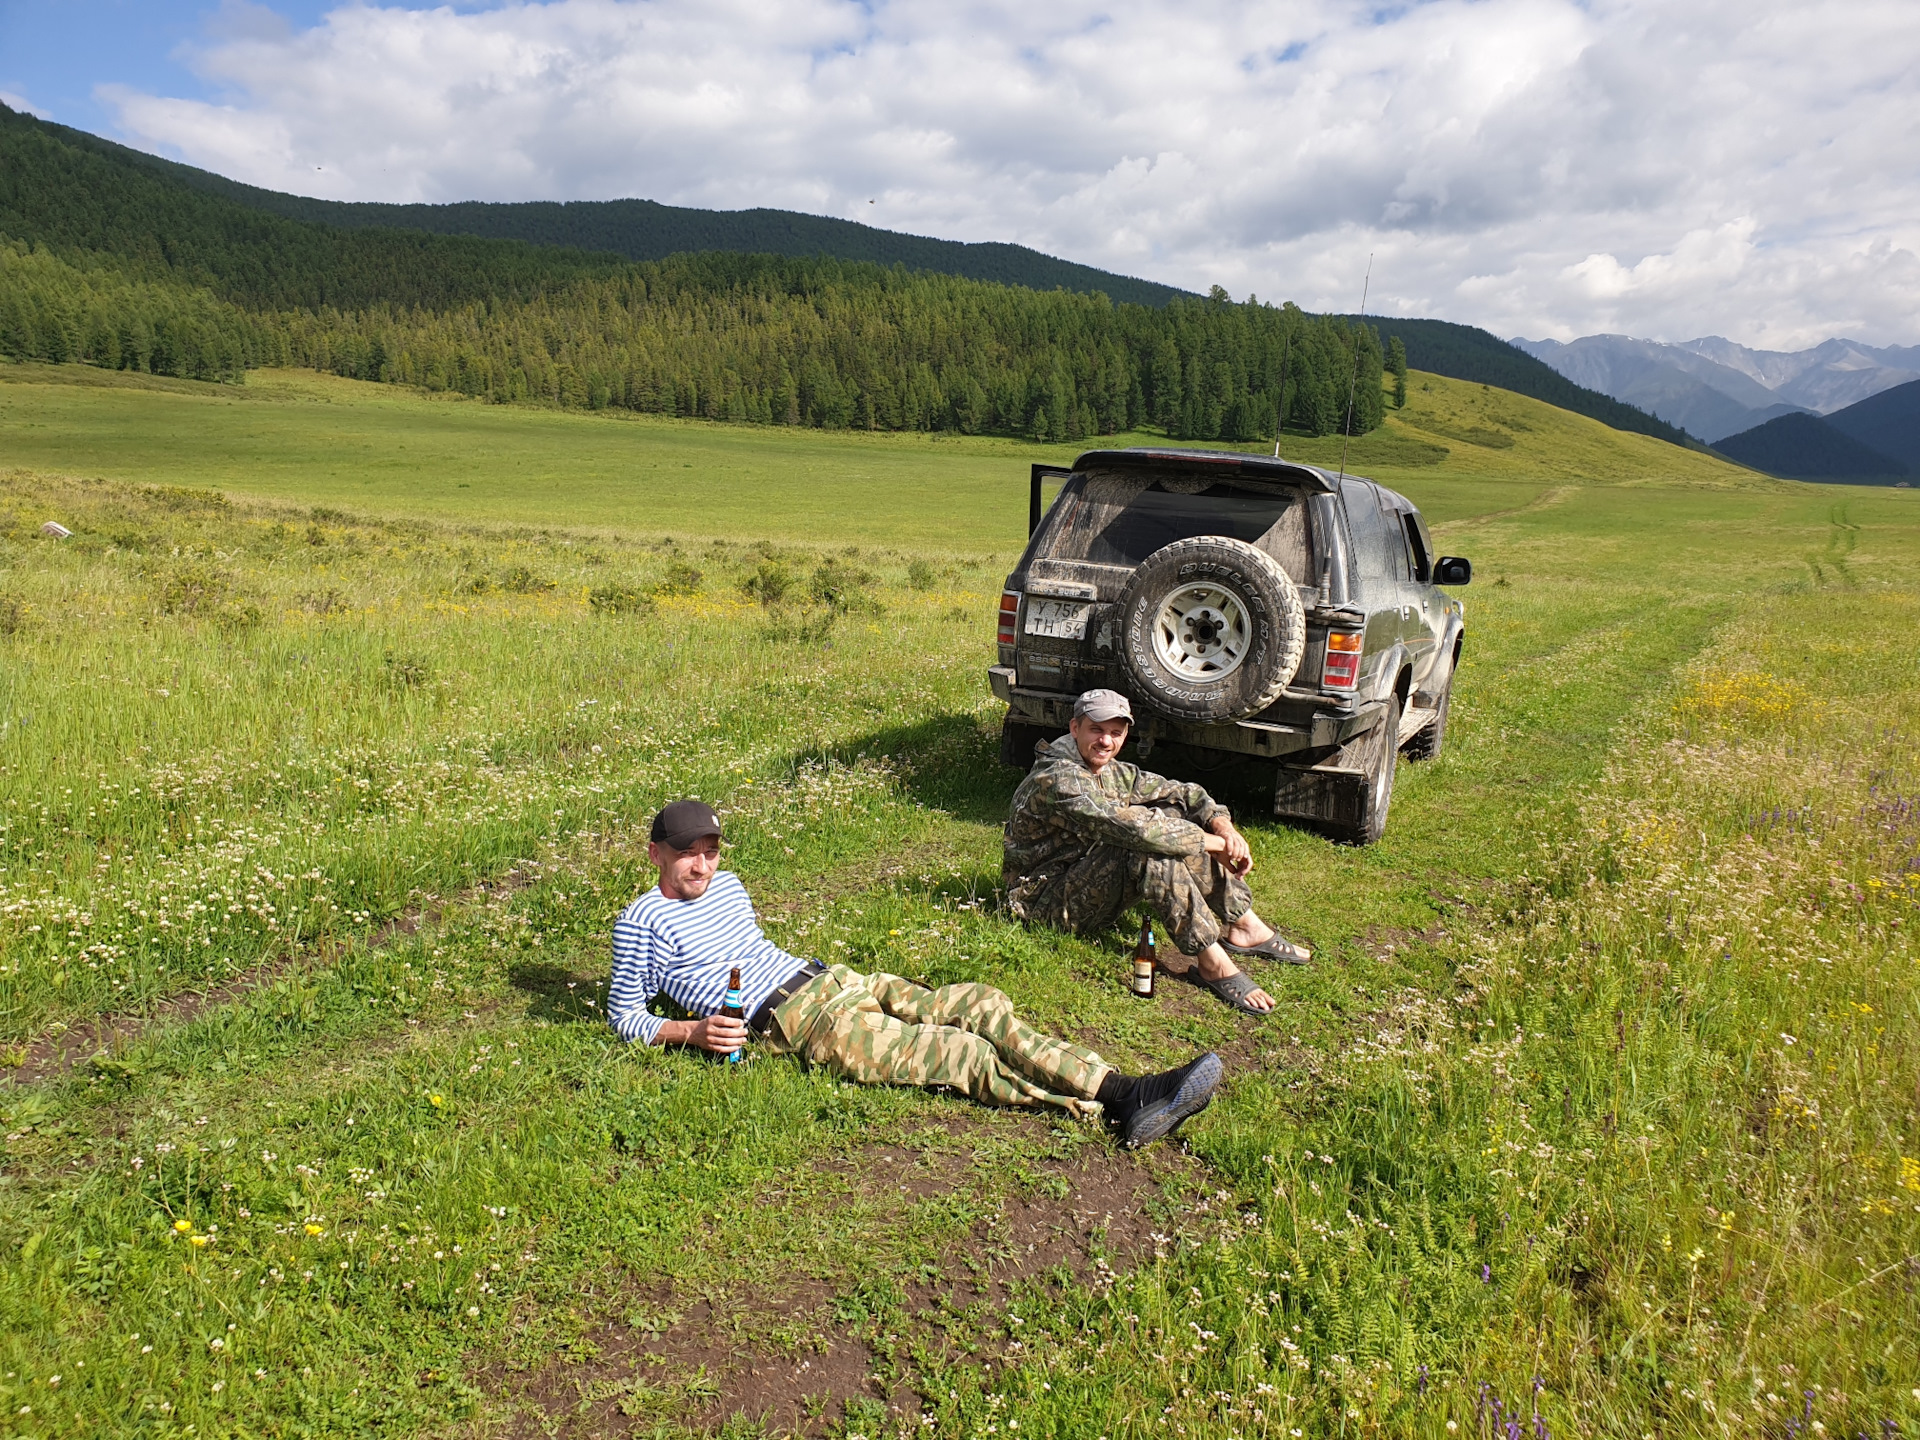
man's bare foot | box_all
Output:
[1222,910,1312,964]
[1223,912,1277,948]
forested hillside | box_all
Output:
[27,112,1191,308]
[1,238,1381,441]
[8,99,1694,447]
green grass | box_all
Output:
[0,362,1761,551]
[0,370,1916,1440]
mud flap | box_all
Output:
[1272,763,1370,830]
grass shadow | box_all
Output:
[819,709,1292,838]
[811,710,1019,826]
[507,960,613,1025]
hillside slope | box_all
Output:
[0,363,1776,555]
[1349,317,1697,449]
[1716,411,1908,483]
[5,103,1190,308]
[1362,370,1765,489]
[1822,377,1920,476]
[2,102,1709,455]
[0,101,622,311]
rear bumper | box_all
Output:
[988,666,1379,761]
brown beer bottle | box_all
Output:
[720,966,746,1065]
[1130,918,1156,999]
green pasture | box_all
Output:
[0,370,1915,1440]
[0,362,1759,550]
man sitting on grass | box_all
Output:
[1003,689,1310,1016]
[608,799,1222,1149]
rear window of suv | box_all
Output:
[1037,469,1313,579]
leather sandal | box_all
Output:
[1164,964,1272,1016]
[1223,932,1312,965]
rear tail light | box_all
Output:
[1321,630,1363,691]
[997,591,1021,646]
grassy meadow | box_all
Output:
[0,361,1916,1440]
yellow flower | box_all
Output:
[173,1219,194,1234]
[305,1223,325,1237]
[428,1093,445,1108]
[188,1234,210,1248]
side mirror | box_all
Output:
[1433,556,1472,586]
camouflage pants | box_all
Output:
[764,964,1110,1114]
[1022,846,1252,956]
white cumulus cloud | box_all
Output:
[102,0,1920,347]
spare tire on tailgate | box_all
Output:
[1117,536,1306,722]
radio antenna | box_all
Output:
[1336,253,1374,480]
[1273,318,1293,459]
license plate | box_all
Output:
[1025,598,1090,640]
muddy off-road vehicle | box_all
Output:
[989,449,1471,844]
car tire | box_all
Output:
[1328,698,1399,844]
[1000,719,1058,770]
[1116,536,1306,723]
[1401,677,1451,762]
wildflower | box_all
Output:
[173,1218,193,1234]
[305,1224,325,1237]
[428,1093,445,1108]
[1482,1263,1492,1283]
[189,1234,210,1247]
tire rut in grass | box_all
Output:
[6,824,977,1089]
[7,864,534,1084]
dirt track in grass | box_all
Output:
[479,1131,1203,1437]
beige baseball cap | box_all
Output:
[1073,688,1134,723]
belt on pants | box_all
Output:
[748,962,826,1037]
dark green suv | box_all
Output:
[989,448,1470,844]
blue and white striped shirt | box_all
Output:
[607,870,811,1044]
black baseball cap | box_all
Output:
[650,799,723,849]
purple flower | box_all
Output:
[1482,1263,1492,1284]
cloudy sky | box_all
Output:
[5,0,1917,348]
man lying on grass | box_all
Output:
[608,799,1223,1149]
[1003,689,1309,1016]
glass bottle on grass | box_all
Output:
[1130,918,1157,999]
[720,965,746,1065]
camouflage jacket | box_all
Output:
[1002,734,1228,912]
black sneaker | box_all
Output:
[1119,1052,1224,1150]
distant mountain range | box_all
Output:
[1510,333,1920,443]
[1713,379,1918,485]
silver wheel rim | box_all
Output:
[1150,582,1251,682]
[1373,710,1397,814]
